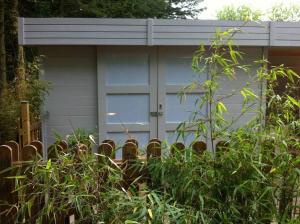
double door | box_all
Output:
[98,46,207,157]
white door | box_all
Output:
[98,46,157,158]
[98,46,207,157]
[158,47,208,145]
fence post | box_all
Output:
[122,142,139,189]
[20,101,31,147]
[0,145,13,223]
[192,141,207,155]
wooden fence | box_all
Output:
[0,138,211,223]
[0,137,299,223]
[18,101,42,148]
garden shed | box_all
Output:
[18,18,300,153]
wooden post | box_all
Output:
[6,141,19,162]
[146,141,161,188]
[21,101,30,147]
[30,140,44,157]
[192,141,207,155]
[0,145,13,223]
[147,141,161,160]
[98,143,114,159]
[122,142,139,189]
[21,145,37,161]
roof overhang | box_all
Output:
[18,18,300,47]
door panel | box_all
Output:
[158,47,208,145]
[165,93,206,123]
[98,46,208,154]
[106,94,150,124]
[105,54,149,86]
[98,46,157,158]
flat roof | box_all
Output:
[18,18,300,47]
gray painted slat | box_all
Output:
[154,26,269,33]
[271,40,300,46]
[25,31,146,39]
[18,18,300,46]
[154,33,269,40]
[25,25,146,32]
[154,19,268,27]
[271,22,300,28]
[25,38,147,45]
[24,18,147,25]
[275,33,300,41]
[272,28,300,35]
[26,38,269,46]
[153,39,269,46]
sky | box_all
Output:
[198,0,300,19]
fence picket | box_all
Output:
[6,141,19,162]
[102,139,116,150]
[0,145,14,223]
[48,144,64,160]
[149,138,162,144]
[147,141,161,160]
[125,138,139,148]
[192,141,207,155]
[98,143,114,159]
[30,140,44,157]
[58,140,68,151]
[21,145,38,161]
[122,142,139,189]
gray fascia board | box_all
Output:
[18,17,300,47]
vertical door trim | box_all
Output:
[157,47,166,140]
[149,47,158,139]
[97,46,106,143]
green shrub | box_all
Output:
[6,29,300,223]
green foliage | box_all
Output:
[216,3,300,22]
[8,126,300,223]
[65,128,97,149]
[0,87,19,142]
[269,3,300,22]
[148,127,300,223]
[25,56,51,120]
[5,29,300,223]
[177,28,300,222]
[20,0,204,19]
[216,5,262,21]
[0,56,50,144]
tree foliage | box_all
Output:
[216,5,262,21]
[216,3,300,22]
[269,3,300,22]
[20,0,204,19]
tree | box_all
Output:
[269,3,300,21]
[20,0,204,19]
[0,0,6,92]
[216,5,262,21]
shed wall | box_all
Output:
[40,46,264,147]
[40,46,98,147]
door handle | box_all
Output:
[150,112,163,117]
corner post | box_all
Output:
[21,101,30,147]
